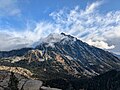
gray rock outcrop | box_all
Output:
[0,71,61,90]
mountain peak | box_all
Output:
[35,33,120,76]
[37,33,76,48]
[61,32,76,39]
[44,33,65,43]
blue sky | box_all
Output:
[1,0,120,30]
[0,0,120,54]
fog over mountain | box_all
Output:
[0,1,120,55]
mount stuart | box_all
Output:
[0,33,120,90]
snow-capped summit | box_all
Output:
[41,33,66,45]
[32,33,67,48]
[37,33,76,47]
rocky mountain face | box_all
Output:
[35,33,120,76]
[0,33,120,90]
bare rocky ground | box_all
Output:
[0,70,61,90]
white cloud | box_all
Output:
[49,1,120,54]
[0,1,120,54]
[86,39,115,49]
[0,0,21,16]
[85,1,102,14]
[0,22,57,51]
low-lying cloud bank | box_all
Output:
[0,1,120,54]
